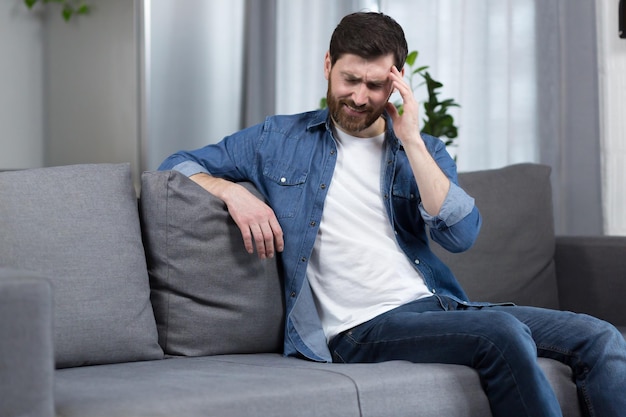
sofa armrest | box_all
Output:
[555,236,626,327]
[0,268,54,417]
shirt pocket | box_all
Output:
[262,160,308,218]
[392,174,420,203]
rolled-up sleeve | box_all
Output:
[170,160,211,177]
[419,182,475,229]
[419,182,482,253]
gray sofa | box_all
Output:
[1,162,624,417]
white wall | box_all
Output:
[0,0,44,170]
[45,0,140,184]
[597,0,626,235]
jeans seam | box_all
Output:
[537,343,594,417]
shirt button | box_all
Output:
[320,184,327,189]
[330,150,336,155]
[301,257,307,262]
[431,289,436,294]
[290,292,296,298]
[280,177,287,183]
[310,221,316,227]
[414,259,420,265]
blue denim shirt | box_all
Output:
[159,109,482,362]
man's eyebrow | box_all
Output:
[341,71,361,80]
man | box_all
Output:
[159,12,626,417]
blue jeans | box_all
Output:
[329,296,626,417]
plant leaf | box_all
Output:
[77,2,90,15]
[62,4,73,21]
[405,50,418,67]
[24,0,38,9]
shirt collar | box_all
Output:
[306,109,329,131]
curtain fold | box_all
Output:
[382,0,538,170]
[535,0,602,235]
[241,0,277,128]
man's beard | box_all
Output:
[326,84,385,133]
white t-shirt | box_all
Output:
[306,127,432,342]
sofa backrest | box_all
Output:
[140,171,284,357]
[430,163,560,309]
[0,164,163,368]
[140,163,560,358]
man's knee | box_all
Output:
[472,311,536,361]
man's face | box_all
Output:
[324,52,396,136]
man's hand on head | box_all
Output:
[385,65,424,149]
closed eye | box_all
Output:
[367,82,385,90]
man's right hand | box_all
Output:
[190,173,284,259]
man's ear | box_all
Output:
[324,51,332,80]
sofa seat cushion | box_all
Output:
[54,355,360,417]
[55,353,582,417]
[0,164,163,368]
[210,355,492,417]
[208,354,580,417]
[140,170,283,356]
[432,163,560,308]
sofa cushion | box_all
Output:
[431,163,560,308]
[55,355,360,417]
[53,353,581,417]
[0,164,163,368]
[139,170,284,356]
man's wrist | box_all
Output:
[189,173,237,203]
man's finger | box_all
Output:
[249,223,268,259]
[269,217,285,253]
[240,226,255,255]
[259,222,276,258]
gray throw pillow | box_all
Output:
[431,163,560,308]
[0,164,163,368]
[140,170,284,356]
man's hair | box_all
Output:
[329,12,408,70]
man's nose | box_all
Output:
[352,84,368,106]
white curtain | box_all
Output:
[384,0,537,172]
[141,0,245,171]
[596,0,626,236]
